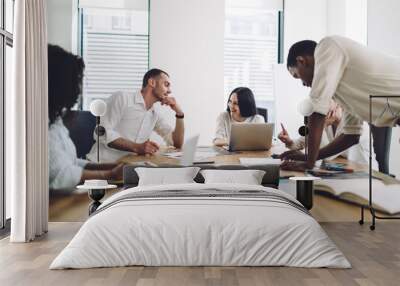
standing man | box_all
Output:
[281,36,400,171]
[87,68,185,162]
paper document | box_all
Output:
[239,157,281,166]
[163,151,183,158]
[164,151,218,161]
[128,161,158,167]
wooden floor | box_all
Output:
[49,190,377,223]
[1,188,398,285]
[1,221,400,286]
[49,189,119,222]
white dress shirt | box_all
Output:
[87,91,174,162]
[214,111,265,142]
[310,36,400,134]
[49,118,89,189]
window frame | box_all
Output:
[77,2,150,111]
[223,2,284,123]
[0,0,13,232]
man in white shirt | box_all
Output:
[281,36,400,171]
[87,69,185,162]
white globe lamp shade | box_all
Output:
[90,99,107,117]
[298,99,314,117]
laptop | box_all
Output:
[180,135,200,166]
[229,123,274,152]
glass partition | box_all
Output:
[224,0,283,123]
[79,2,150,110]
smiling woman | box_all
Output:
[213,87,265,147]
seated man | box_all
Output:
[87,69,185,162]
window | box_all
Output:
[79,5,149,110]
[1,0,14,231]
[224,0,283,122]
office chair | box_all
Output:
[257,107,268,122]
[63,111,96,159]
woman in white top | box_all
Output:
[278,101,342,151]
[213,87,265,146]
[278,101,373,165]
[48,45,124,190]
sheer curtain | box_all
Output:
[9,0,48,242]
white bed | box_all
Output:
[50,183,350,269]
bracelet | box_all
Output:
[175,113,184,119]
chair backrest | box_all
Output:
[63,111,96,159]
[257,107,268,122]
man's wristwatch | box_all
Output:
[175,113,184,119]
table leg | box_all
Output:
[88,189,105,215]
[296,180,314,210]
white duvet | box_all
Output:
[50,183,350,269]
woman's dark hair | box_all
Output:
[286,40,317,68]
[226,87,257,118]
[48,44,85,125]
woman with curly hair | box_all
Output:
[48,44,123,190]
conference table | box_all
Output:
[116,144,399,212]
[117,144,368,179]
[54,145,397,220]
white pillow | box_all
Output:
[136,167,201,186]
[200,169,266,185]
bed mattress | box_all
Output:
[50,183,350,269]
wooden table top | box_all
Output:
[119,147,272,165]
[117,145,373,179]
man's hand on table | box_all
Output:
[280,160,309,172]
[279,150,315,172]
[135,140,160,155]
[278,150,306,161]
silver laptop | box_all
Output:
[229,123,274,152]
[180,135,200,166]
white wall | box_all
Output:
[327,0,346,36]
[150,0,225,145]
[284,0,327,57]
[275,0,327,137]
[327,0,367,45]
[46,0,74,52]
[367,0,400,178]
[345,0,367,44]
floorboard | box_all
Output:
[1,221,400,286]
[1,186,398,286]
